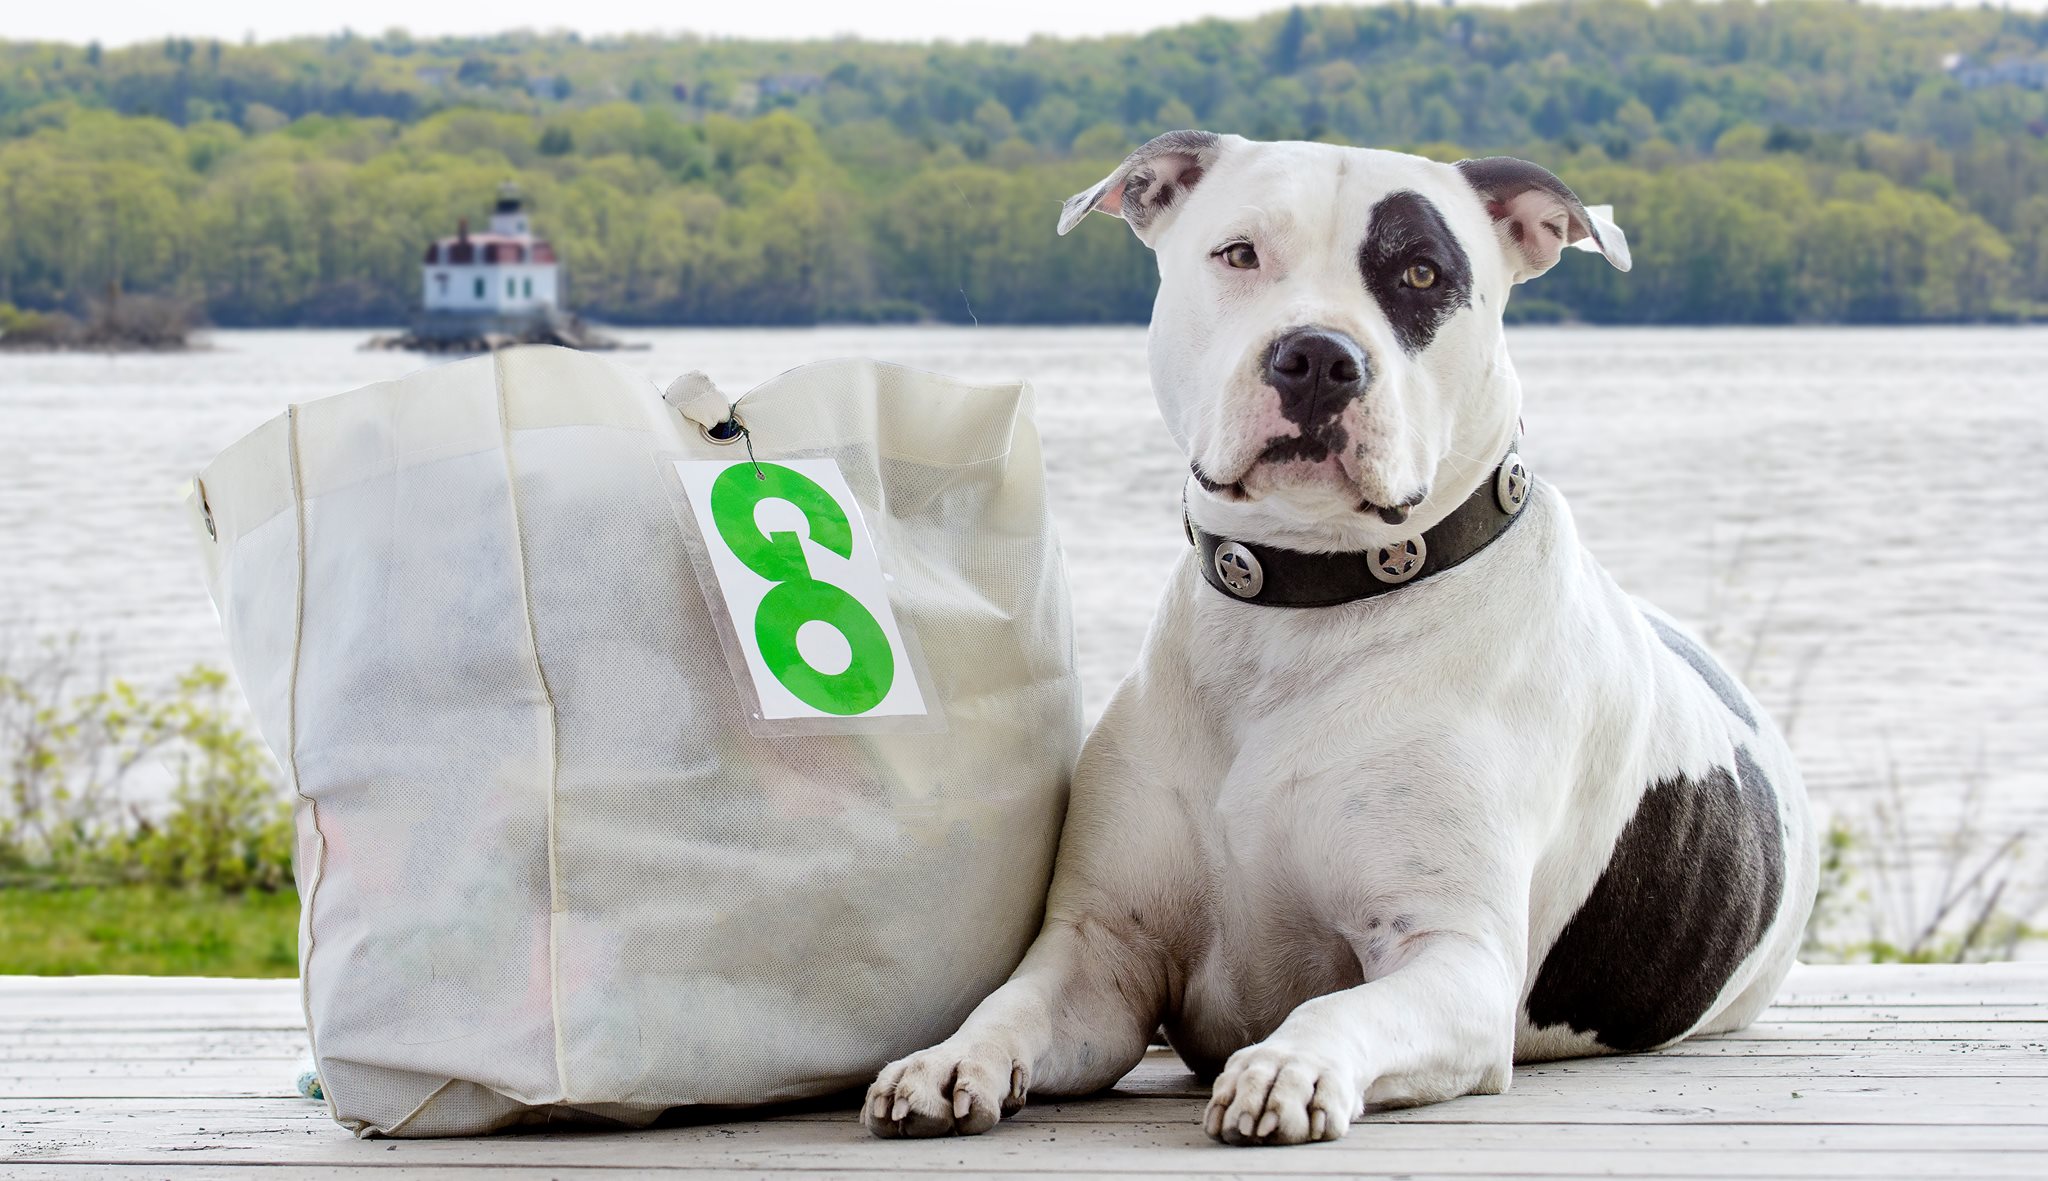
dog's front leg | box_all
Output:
[1206,931,1521,1146]
[864,910,1165,1138]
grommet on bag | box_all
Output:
[1370,536,1426,584]
[1214,541,1264,598]
[701,415,746,445]
[1496,452,1530,515]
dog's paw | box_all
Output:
[1204,1044,1357,1146]
[863,1039,1029,1139]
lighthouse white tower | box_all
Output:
[379,179,621,351]
[420,182,559,317]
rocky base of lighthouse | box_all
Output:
[364,308,639,354]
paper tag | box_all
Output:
[674,458,928,720]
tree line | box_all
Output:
[0,1,2043,326]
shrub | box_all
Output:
[0,301,83,347]
[0,636,290,891]
[120,669,295,893]
[1804,761,2045,964]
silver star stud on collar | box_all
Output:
[1369,536,1426,584]
[1496,453,1531,514]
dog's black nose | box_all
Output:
[1265,328,1368,425]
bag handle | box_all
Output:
[663,371,745,443]
[665,371,765,476]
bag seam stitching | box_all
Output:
[380,1076,462,1138]
[492,351,571,1104]
[284,404,336,1122]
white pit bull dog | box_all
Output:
[864,132,1818,1146]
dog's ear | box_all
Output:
[1057,130,1226,242]
[1454,156,1631,282]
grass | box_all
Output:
[0,883,298,977]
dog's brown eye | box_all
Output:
[1404,263,1438,289]
[1220,242,1259,270]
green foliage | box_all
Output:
[1805,766,2045,964]
[0,638,292,893]
[0,883,298,976]
[0,300,73,342]
[0,1,2044,323]
[121,670,296,894]
[0,287,197,350]
[1540,157,2016,322]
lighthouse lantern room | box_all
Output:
[420,182,559,315]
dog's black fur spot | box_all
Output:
[1643,611,1757,730]
[1358,191,1472,354]
[1525,747,1785,1052]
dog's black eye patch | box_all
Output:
[1358,191,1472,354]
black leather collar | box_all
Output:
[1188,446,1534,608]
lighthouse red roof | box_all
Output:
[424,234,556,266]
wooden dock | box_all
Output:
[3,963,2043,1178]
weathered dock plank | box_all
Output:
[0,964,2042,1179]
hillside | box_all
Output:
[1,0,2044,325]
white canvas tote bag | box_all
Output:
[189,345,1081,1136]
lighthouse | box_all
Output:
[420,182,559,317]
[373,181,625,352]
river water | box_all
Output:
[3,325,2044,944]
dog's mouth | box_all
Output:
[1367,495,1423,525]
[1190,461,1247,501]
[1192,435,1343,500]
[1191,456,1425,525]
